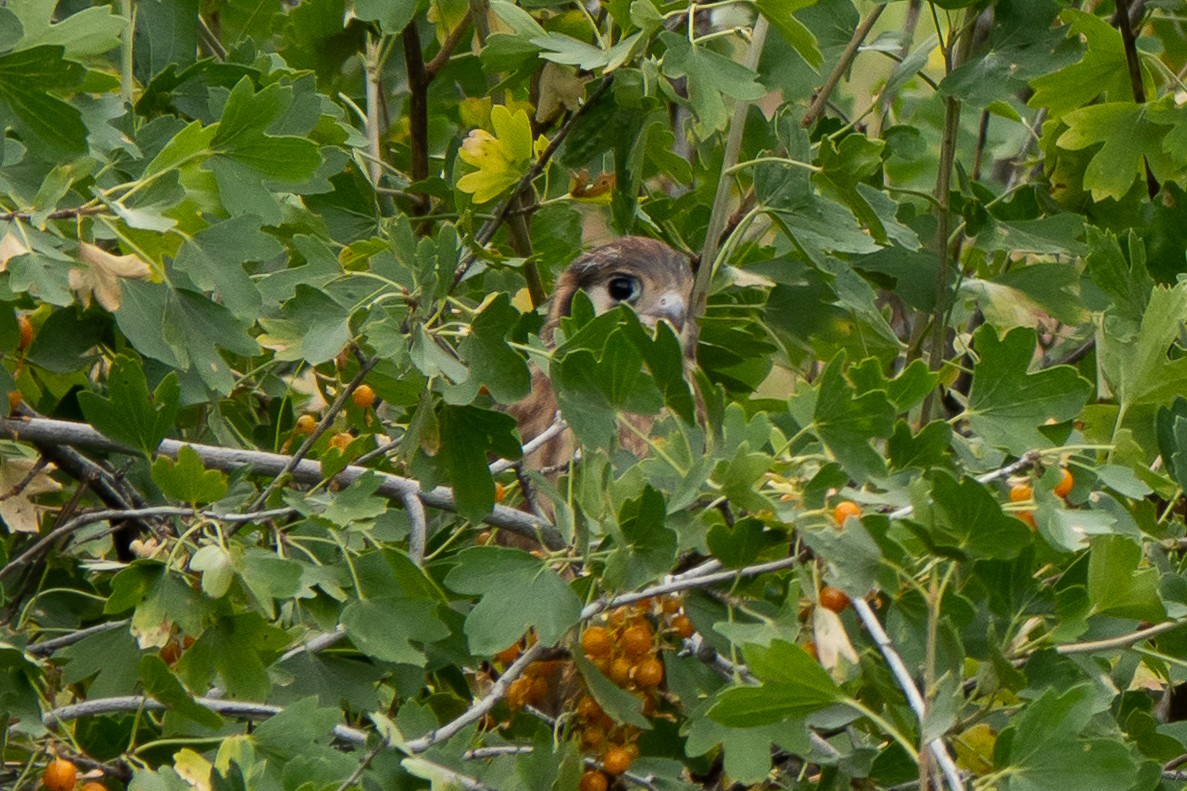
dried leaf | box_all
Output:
[0,457,60,534]
[70,242,153,311]
[0,231,30,270]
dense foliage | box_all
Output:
[4,0,1187,789]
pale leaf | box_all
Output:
[70,242,152,311]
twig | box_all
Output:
[1054,619,1187,655]
[26,619,131,657]
[691,15,769,328]
[403,491,428,565]
[278,625,349,662]
[851,598,965,791]
[801,5,886,128]
[0,455,49,501]
[42,695,367,744]
[364,32,387,194]
[245,358,379,514]
[0,506,296,580]
[426,18,473,78]
[450,77,615,291]
[0,417,563,548]
[1114,0,1158,198]
[404,640,551,752]
[489,416,567,473]
[402,22,431,214]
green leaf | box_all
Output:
[190,544,234,598]
[257,285,352,365]
[998,685,1139,791]
[173,216,281,321]
[8,0,125,57]
[812,352,895,480]
[1100,284,1187,410]
[1028,10,1136,119]
[572,652,649,729]
[965,325,1091,455]
[0,46,86,157]
[603,486,677,589]
[1056,101,1178,202]
[659,32,765,135]
[352,0,421,34]
[176,612,288,701]
[929,472,1033,561]
[151,445,228,504]
[341,597,450,665]
[437,404,521,522]
[59,626,141,698]
[139,654,223,728]
[1086,535,1166,622]
[708,641,840,726]
[755,0,822,68]
[449,293,532,404]
[77,354,179,457]
[443,546,582,655]
[117,280,259,395]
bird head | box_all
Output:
[547,237,694,348]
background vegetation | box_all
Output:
[2,0,1187,789]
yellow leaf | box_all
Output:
[70,242,152,311]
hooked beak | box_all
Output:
[645,291,687,333]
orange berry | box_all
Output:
[582,625,614,658]
[8,389,21,412]
[620,624,653,659]
[670,614,694,639]
[832,500,862,524]
[608,657,632,686]
[576,695,604,722]
[1018,510,1037,530]
[633,656,664,688]
[295,414,317,435]
[579,771,609,791]
[601,746,632,775]
[607,607,631,628]
[1009,484,1033,503]
[494,481,506,502]
[494,642,521,665]
[661,595,683,614]
[819,586,850,614]
[17,314,33,351]
[42,759,77,791]
[159,641,181,665]
[351,384,375,409]
[1054,468,1074,498]
[476,530,493,546]
[581,724,606,748]
[329,432,352,451]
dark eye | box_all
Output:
[607,275,640,303]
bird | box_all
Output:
[507,236,696,476]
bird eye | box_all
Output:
[607,275,640,303]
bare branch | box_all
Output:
[0,417,563,549]
[851,598,965,791]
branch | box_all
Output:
[26,619,130,657]
[691,15,770,327]
[246,357,379,515]
[1114,0,1159,198]
[450,77,615,291]
[801,5,886,128]
[0,416,563,549]
[426,18,473,79]
[402,22,431,214]
[42,695,367,745]
[851,598,965,791]
[1054,618,1187,655]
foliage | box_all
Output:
[3,1,1187,790]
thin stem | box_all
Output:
[801,5,885,128]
